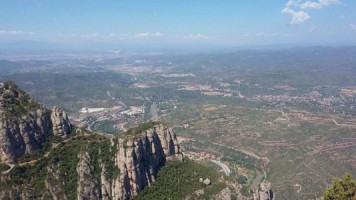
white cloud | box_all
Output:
[285,0,301,7]
[350,24,356,31]
[154,32,164,37]
[299,0,341,9]
[185,34,210,39]
[282,0,341,24]
[0,30,36,36]
[80,33,98,39]
[135,32,150,38]
[135,32,164,38]
[108,33,116,37]
[281,7,310,24]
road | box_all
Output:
[208,159,231,176]
[87,116,105,131]
[87,119,97,131]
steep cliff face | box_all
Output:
[76,152,100,200]
[111,125,183,200]
[51,106,72,139]
[0,108,51,163]
[0,81,72,163]
[75,124,183,200]
[253,181,274,200]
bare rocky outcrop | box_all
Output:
[100,163,112,200]
[253,181,273,200]
[0,109,51,163]
[76,152,101,200]
[72,124,183,200]
[51,106,71,139]
[0,82,72,163]
[112,124,183,200]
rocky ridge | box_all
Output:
[0,83,183,199]
[74,124,183,200]
[0,82,184,200]
[111,124,183,199]
[0,81,71,163]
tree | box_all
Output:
[324,173,356,200]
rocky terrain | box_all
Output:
[0,81,186,199]
[253,181,273,200]
[0,81,71,163]
[1,121,183,199]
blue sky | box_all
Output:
[0,0,355,50]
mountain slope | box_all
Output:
[0,81,185,199]
[0,81,71,163]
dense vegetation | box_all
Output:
[1,80,42,118]
[124,121,162,137]
[324,173,356,200]
[133,159,227,200]
[92,120,120,134]
[0,132,119,199]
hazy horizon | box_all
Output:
[1,0,356,53]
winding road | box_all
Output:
[208,159,231,176]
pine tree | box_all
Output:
[324,173,356,200]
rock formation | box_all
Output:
[0,81,72,163]
[75,124,183,200]
[253,181,274,200]
[111,124,183,199]
[76,152,100,200]
[51,106,71,139]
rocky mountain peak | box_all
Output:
[0,81,72,163]
[51,106,71,139]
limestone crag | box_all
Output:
[51,106,71,139]
[0,110,50,163]
[100,163,112,200]
[253,181,274,200]
[0,82,72,163]
[71,124,183,200]
[76,152,100,200]
[112,124,183,200]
